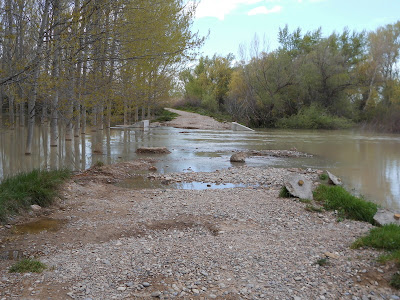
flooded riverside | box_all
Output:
[0,122,399,209]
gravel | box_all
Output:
[0,166,398,299]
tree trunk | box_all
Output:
[25,0,50,154]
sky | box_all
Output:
[190,0,400,59]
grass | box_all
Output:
[9,258,47,273]
[0,169,70,223]
[352,224,400,289]
[319,173,328,181]
[152,109,179,122]
[279,186,292,198]
[352,224,400,250]
[314,258,329,266]
[93,160,104,167]
[313,185,377,224]
[305,204,324,213]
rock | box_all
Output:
[373,209,400,226]
[327,171,342,186]
[149,166,158,171]
[142,282,150,287]
[324,252,339,259]
[30,204,41,211]
[230,152,247,163]
[151,291,161,298]
[284,174,313,200]
[117,286,126,291]
[136,147,171,154]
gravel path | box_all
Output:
[164,108,231,130]
[1,164,399,300]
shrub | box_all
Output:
[313,185,377,224]
[276,104,353,130]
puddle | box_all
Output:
[0,250,24,260]
[117,176,254,190]
[13,218,67,235]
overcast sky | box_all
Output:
[190,0,400,59]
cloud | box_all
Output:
[247,5,283,15]
[191,0,264,20]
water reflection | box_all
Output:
[0,125,400,210]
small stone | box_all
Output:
[294,297,301,300]
[31,205,41,211]
[209,294,217,299]
[294,277,302,281]
[390,295,400,300]
[192,288,200,294]
[117,286,126,291]
[324,252,339,259]
[151,291,161,298]
[142,282,151,287]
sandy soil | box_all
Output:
[0,111,399,299]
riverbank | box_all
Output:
[0,161,399,299]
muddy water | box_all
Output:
[0,124,399,209]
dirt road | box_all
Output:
[164,108,231,130]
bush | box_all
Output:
[152,109,179,122]
[276,104,353,130]
[0,169,70,223]
[313,185,377,224]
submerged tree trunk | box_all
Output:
[25,0,50,154]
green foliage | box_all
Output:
[94,161,104,168]
[279,186,291,198]
[9,259,47,273]
[305,204,324,213]
[152,109,179,122]
[319,173,328,180]
[313,185,377,224]
[0,169,70,223]
[390,273,400,289]
[314,258,329,266]
[352,224,400,250]
[276,105,354,129]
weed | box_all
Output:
[9,258,47,273]
[352,224,400,250]
[94,160,104,167]
[315,258,329,266]
[152,109,179,122]
[299,198,312,204]
[319,173,328,180]
[279,186,292,198]
[391,273,400,289]
[0,169,70,223]
[313,185,377,224]
[305,204,324,213]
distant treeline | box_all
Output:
[178,22,400,132]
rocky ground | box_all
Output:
[0,110,399,299]
[0,162,399,300]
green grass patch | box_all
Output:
[319,173,328,181]
[0,169,70,223]
[152,109,179,122]
[305,204,324,213]
[9,258,47,273]
[313,185,377,224]
[352,224,400,250]
[279,186,292,198]
[299,198,312,204]
[314,258,329,266]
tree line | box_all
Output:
[179,22,400,132]
[0,0,203,154]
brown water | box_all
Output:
[0,123,399,209]
[12,218,67,235]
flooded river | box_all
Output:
[0,124,399,209]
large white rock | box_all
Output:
[327,171,342,186]
[284,174,313,200]
[373,209,400,226]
